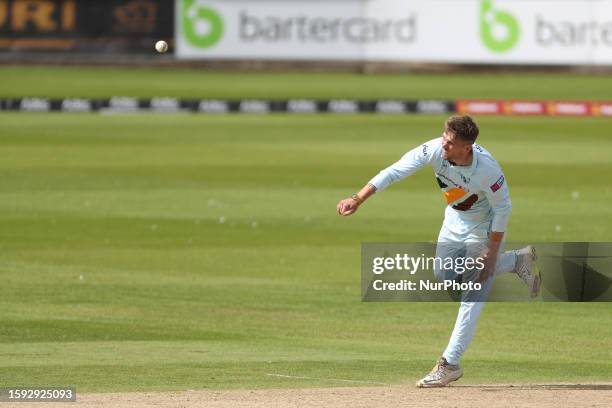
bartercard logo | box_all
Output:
[480,0,520,53]
[182,0,224,48]
[239,13,416,44]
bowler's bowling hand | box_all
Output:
[336,198,359,216]
[477,248,497,283]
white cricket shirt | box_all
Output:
[368,137,511,236]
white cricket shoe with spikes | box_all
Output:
[515,245,541,298]
[416,357,463,388]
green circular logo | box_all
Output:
[480,0,520,53]
[182,0,224,48]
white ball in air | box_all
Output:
[155,40,168,53]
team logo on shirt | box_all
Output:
[436,174,464,190]
[436,174,478,211]
[490,175,505,192]
[453,194,479,211]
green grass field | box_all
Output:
[0,66,611,392]
[2,65,612,100]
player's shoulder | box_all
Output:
[418,137,444,164]
[474,143,502,171]
[473,143,506,187]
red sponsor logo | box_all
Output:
[490,175,505,193]
[546,102,590,116]
[456,100,612,117]
[456,100,501,115]
[591,103,612,116]
[502,101,545,115]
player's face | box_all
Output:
[441,131,471,161]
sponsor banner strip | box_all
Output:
[456,100,612,117]
[1,98,611,116]
[0,98,453,114]
[175,0,612,66]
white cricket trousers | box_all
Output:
[435,222,517,365]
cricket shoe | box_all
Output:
[416,357,463,388]
[515,245,541,298]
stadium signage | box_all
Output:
[375,101,407,114]
[287,100,318,114]
[457,101,501,115]
[177,0,612,65]
[150,97,181,112]
[502,102,545,116]
[181,0,223,48]
[109,97,140,111]
[593,103,612,116]
[536,16,612,48]
[238,13,417,44]
[479,0,520,53]
[61,98,92,112]
[0,0,173,52]
[0,0,76,34]
[328,100,360,114]
[546,102,590,116]
[19,98,50,112]
[239,100,270,114]
[176,0,419,60]
[416,101,451,114]
[456,100,612,117]
[198,100,229,113]
[2,98,611,117]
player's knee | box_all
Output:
[434,264,455,281]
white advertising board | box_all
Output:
[176,0,612,65]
